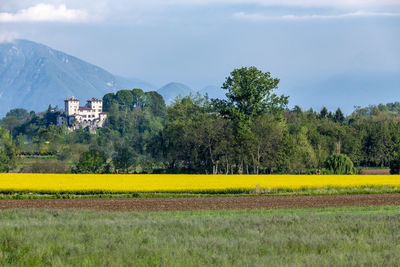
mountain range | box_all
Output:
[0,39,225,116]
[0,40,144,116]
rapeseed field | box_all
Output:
[0,173,399,193]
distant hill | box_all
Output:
[115,75,156,92]
[157,82,193,104]
[0,39,151,116]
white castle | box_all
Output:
[57,97,107,131]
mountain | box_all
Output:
[157,82,193,104]
[0,39,150,116]
[198,85,226,100]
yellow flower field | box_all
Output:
[0,173,399,193]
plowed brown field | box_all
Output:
[1,194,400,211]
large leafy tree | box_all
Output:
[218,66,288,122]
[116,90,134,110]
[214,66,288,173]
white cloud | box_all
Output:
[119,0,400,9]
[3,0,399,11]
[0,32,18,43]
[234,10,400,21]
[0,3,90,23]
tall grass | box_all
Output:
[0,206,400,266]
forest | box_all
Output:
[1,66,400,174]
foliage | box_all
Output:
[112,147,136,173]
[102,88,166,116]
[5,68,400,174]
[0,128,17,172]
[72,150,107,174]
[389,153,400,174]
[212,66,288,173]
[323,154,356,174]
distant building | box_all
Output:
[57,97,107,132]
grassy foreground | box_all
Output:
[0,206,400,266]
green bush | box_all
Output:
[323,154,356,174]
[72,149,107,174]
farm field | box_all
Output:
[1,194,400,211]
[0,206,400,266]
[1,173,400,193]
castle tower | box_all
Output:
[87,98,103,116]
[64,97,80,116]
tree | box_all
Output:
[116,90,134,110]
[103,93,116,112]
[220,66,288,120]
[113,147,136,173]
[73,149,107,173]
[6,108,29,120]
[292,105,302,114]
[144,91,166,117]
[323,154,356,174]
[0,128,17,172]
[214,66,288,173]
[250,114,287,174]
[319,107,328,119]
[334,108,345,123]
[0,116,20,136]
[132,88,145,108]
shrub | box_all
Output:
[323,154,356,174]
[72,150,107,174]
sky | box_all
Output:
[1,0,400,113]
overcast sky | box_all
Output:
[1,0,400,111]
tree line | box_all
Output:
[1,66,400,174]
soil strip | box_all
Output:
[0,194,400,211]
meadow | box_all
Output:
[0,206,399,266]
[0,173,400,194]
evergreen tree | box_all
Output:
[334,108,345,123]
[319,107,328,119]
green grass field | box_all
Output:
[1,206,400,266]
